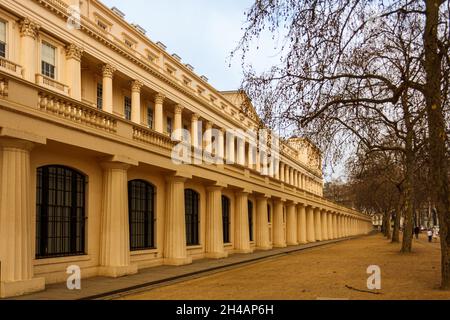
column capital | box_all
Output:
[0,137,35,151]
[19,18,40,39]
[205,121,213,129]
[131,80,143,93]
[155,93,165,104]
[191,113,199,121]
[65,44,84,61]
[206,185,223,192]
[102,64,116,78]
[100,161,132,171]
[165,175,187,184]
[174,104,184,114]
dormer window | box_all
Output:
[165,64,176,77]
[97,20,108,31]
[124,39,134,48]
[122,34,137,50]
[182,76,192,87]
[197,86,205,96]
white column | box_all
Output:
[164,176,192,265]
[154,93,165,133]
[234,191,252,253]
[205,186,227,258]
[306,205,315,242]
[314,207,322,241]
[256,196,271,250]
[273,199,286,247]
[286,202,298,245]
[131,80,143,125]
[173,104,183,141]
[321,209,329,241]
[285,165,289,184]
[102,64,116,114]
[204,121,213,154]
[190,113,199,148]
[19,18,40,82]
[0,138,45,298]
[237,134,245,166]
[332,212,338,239]
[327,211,333,239]
[218,128,225,161]
[99,161,138,277]
[226,131,235,164]
[280,162,285,182]
[65,44,83,100]
[297,204,307,244]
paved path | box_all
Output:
[7,237,358,300]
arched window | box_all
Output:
[128,180,155,251]
[248,200,254,241]
[222,195,230,243]
[36,165,86,258]
[185,189,199,245]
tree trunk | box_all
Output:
[392,192,403,243]
[384,211,392,239]
[401,91,415,253]
[424,0,450,290]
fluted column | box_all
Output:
[130,80,143,124]
[272,199,286,247]
[102,64,115,114]
[326,210,333,239]
[337,214,342,238]
[164,176,192,265]
[286,202,298,245]
[306,205,316,242]
[154,93,165,133]
[297,204,307,244]
[236,134,245,166]
[65,44,83,100]
[280,162,285,182]
[284,165,289,184]
[173,104,183,141]
[321,209,329,241]
[204,121,213,154]
[19,18,40,82]
[0,138,45,298]
[332,212,338,239]
[205,186,227,258]
[314,207,322,241]
[255,196,271,250]
[218,128,225,161]
[99,161,138,277]
[235,191,252,253]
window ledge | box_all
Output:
[33,254,91,266]
[187,245,202,250]
[130,249,158,256]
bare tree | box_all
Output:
[235,0,450,288]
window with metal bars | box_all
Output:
[96,83,103,110]
[147,105,153,129]
[267,204,271,223]
[222,195,230,243]
[128,180,155,251]
[124,96,131,120]
[36,165,86,258]
[185,189,199,246]
[248,200,254,241]
[0,20,6,58]
[41,42,56,79]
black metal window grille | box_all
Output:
[147,105,153,129]
[124,96,132,120]
[36,165,86,258]
[185,189,199,245]
[248,200,254,241]
[222,195,230,243]
[128,180,155,251]
[267,204,271,222]
[96,83,103,110]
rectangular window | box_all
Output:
[147,105,153,129]
[167,117,173,134]
[96,83,103,110]
[97,20,108,31]
[41,42,56,79]
[0,20,6,58]
[124,96,131,120]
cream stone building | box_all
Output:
[0,0,372,298]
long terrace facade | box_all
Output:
[0,0,372,298]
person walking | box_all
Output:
[414,226,420,239]
[427,229,433,242]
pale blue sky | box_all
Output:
[101,0,258,91]
[100,1,344,181]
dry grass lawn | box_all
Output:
[119,233,450,300]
